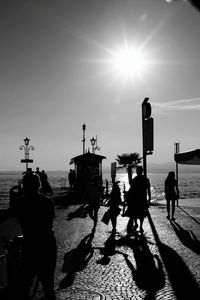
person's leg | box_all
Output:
[111,215,117,232]
[93,205,99,228]
[40,240,57,300]
[127,216,134,234]
[171,199,175,220]
[41,275,56,300]
[166,199,170,219]
[139,217,144,233]
[89,205,94,220]
[133,218,138,230]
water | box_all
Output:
[0,171,68,209]
[103,172,200,201]
[0,171,200,209]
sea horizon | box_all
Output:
[1,171,200,210]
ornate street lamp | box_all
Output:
[90,136,100,154]
[19,137,35,171]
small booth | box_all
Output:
[70,152,106,192]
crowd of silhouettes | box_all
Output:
[0,164,183,299]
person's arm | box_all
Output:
[175,181,179,199]
[164,180,168,199]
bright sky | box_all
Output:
[0,0,200,171]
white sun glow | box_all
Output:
[110,46,150,81]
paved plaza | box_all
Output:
[47,199,200,300]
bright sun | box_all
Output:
[109,45,150,82]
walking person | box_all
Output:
[126,166,151,234]
[87,175,102,229]
[0,172,57,300]
[108,181,121,233]
[165,171,179,221]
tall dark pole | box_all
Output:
[142,98,153,205]
[142,110,147,178]
[174,142,180,206]
[82,123,86,154]
[142,97,152,178]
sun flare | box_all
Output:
[110,46,149,80]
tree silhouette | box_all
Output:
[116,152,142,185]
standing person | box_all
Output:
[35,167,42,179]
[87,176,102,229]
[108,181,121,233]
[68,169,76,191]
[40,169,53,196]
[126,166,151,234]
[165,171,179,220]
[0,172,57,300]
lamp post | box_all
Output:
[82,123,86,154]
[90,136,100,154]
[19,137,35,172]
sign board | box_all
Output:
[21,159,33,163]
[142,99,151,119]
[143,117,154,153]
[111,162,116,180]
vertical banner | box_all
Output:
[111,162,116,182]
[143,117,154,153]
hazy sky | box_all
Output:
[0,0,200,171]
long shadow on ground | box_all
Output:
[178,206,200,225]
[59,228,95,288]
[170,220,200,254]
[116,233,165,300]
[96,231,165,300]
[147,210,200,299]
[66,204,90,220]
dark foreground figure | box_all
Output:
[0,172,57,300]
[126,166,151,234]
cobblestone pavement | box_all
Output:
[38,201,200,299]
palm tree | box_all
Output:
[116,152,142,185]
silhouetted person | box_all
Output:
[165,171,179,220]
[35,166,42,179]
[68,169,76,191]
[108,181,121,233]
[0,172,57,300]
[87,176,101,228]
[126,166,151,234]
[40,169,53,196]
